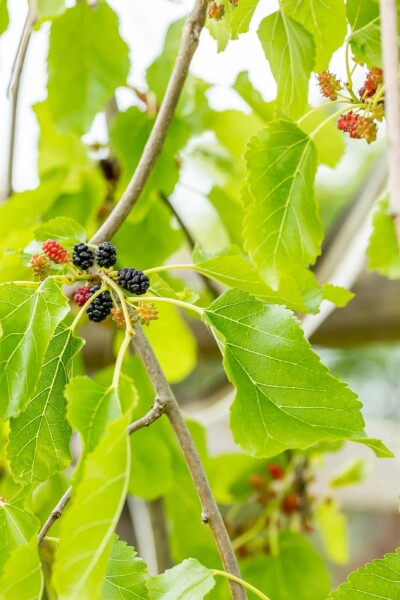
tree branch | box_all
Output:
[4,6,36,201]
[131,326,246,600]
[37,485,73,545]
[379,0,400,239]
[89,0,207,245]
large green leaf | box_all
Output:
[0,279,69,419]
[0,491,39,571]
[282,0,346,70]
[102,536,149,600]
[47,0,129,133]
[34,216,86,248]
[0,537,43,600]
[52,393,132,599]
[346,0,382,67]
[367,196,400,279]
[147,558,215,600]
[244,120,321,289]
[241,531,330,600]
[329,547,400,598]
[203,289,379,457]
[258,11,315,119]
[7,324,84,486]
[230,0,260,38]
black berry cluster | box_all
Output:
[95,242,117,268]
[86,285,113,322]
[72,243,94,271]
[117,268,150,295]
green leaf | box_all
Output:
[36,0,65,24]
[244,120,321,289]
[0,280,69,419]
[149,273,199,305]
[346,0,382,67]
[322,284,354,307]
[281,0,346,70]
[0,537,43,600]
[298,108,346,168]
[207,1,234,53]
[204,288,379,458]
[0,491,39,570]
[145,303,197,384]
[147,558,215,600]
[258,11,315,119]
[329,547,400,599]
[233,71,274,122]
[230,0,260,38]
[0,0,8,35]
[7,324,84,486]
[192,246,323,314]
[330,457,371,488]
[315,501,349,565]
[53,402,132,599]
[102,536,149,600]
[34,217,86,248]
[367,196,400,279]
[241,531,330,600]
[47,1,129,133]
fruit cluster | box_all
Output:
[316,66,384,144]
[204,0,239,20]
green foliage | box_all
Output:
[329,547,400,598]
[244,121,321,289]
[230,0,260,38]
[346,0,382,67]
[0,537,43,600]
[0,280,69,419]
[242,531,330,600]
[204,288,378,457]
[7,324,84,485]
[147,558,215,600]
[316,501,349,565]
[258,11,315,119]
[102,536,149,600]
[368,196,400,279]
[34,217,86,248]
[47,1,129,133]
[0,0,8,35]
[282,0,346,71]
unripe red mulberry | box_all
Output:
[42,240,70,264]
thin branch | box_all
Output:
[131,325,246,600]
[127,397,166,434]
[37,485,73,545]
[379,0,400,239]
[159,191,220,298]
[4,5,36,201]
[89,0,207,245]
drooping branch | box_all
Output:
[89,0,207,245]
[4,5,36,201]
[379,0,400,239]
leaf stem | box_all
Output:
[143,264,195,275]
[112,330,132,388]
[296,99,348,126]
[102,274,134,336]
[212,570,271,600]
[126,295,204,316]
[12,280,40,287]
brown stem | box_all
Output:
[89,0,207,245]
[159,191,220,298]
[37,485,73,545]
[131,325,246,600]
[5,6,36,201]
[379,0,400,239]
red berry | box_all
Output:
[359,66,383,99]
[30,253,51,280]
[208,2,225,19]
[316,71,342,100]
[281,494,300,515]
[267,463,285,480]
[42,240,71,264]
[74,286,92,306]
[248,473,267,490]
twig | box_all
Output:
[159,191,220,298]
[89,0,207,245]
[37,485,72,545]
[5,5,37,200]
[127,397,166,434]
[131,325,246,600]
[379,0,400,239]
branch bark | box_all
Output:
[131,326,246,600]
[89,0,207,245]
[379,0,400,239]
[37,485,72,545]
[4,6,36,201]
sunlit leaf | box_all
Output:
[0,280,69,419]
[258,11,314,118]
[147,558,215,600]
[330,458,371,488]
[315,501,349,565]
[367,196,400,279]
[230,0,260,38]
[299,108,346,168]
[34,217,86,248]
[322,284,354,307]
[0,0,8,35]
[0,537,43,600]
[102,536,149,600]
[346,0,382,67]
